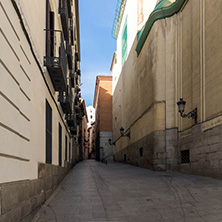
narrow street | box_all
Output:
[33,160,222,222]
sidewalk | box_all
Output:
[32,160,222,222]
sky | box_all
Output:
[79,0,117,107]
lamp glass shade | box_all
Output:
[177,98,186,113]
[120,127,124,136]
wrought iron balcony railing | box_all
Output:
[66,41,73,70]
[70,71,74,88]
[58,88,72,114]
[44,29,67,92]
[66,114,75,127]
[70,126,77,135]
[76,69,81,76]
[59,0,69,40]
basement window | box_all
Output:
[139,147,143,157]
[181,150,190,164]
[124,154,126,162]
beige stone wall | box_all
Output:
[177,0,222,130]
[112,0,222,170]
[113,18,175,156]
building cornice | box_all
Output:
[112,0,127,39]
[136,0,187,56]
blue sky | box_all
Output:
[79,0,117,106]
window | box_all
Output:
[181,150,190,164]
[46,100,52,164]
[122,19,127,65]
[45,0,54,57]
[65,135,67,161]
[139,147,143,157]
[69,142,71,162]
[58,123,62,166]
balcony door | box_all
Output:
[46,0,54,57]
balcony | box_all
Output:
[58,88,72,114]
[66,114,75,127]
[59,0,69,40]
[70,71,74,88]
[75,75,79,86]
[66,41,73,70]
[76,69,81,76]
[44,30,67,92]
[70,126,77,135]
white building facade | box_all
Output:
[0,0,81,220]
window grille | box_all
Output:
[181,150,190,164]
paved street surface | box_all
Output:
[32,160,222,222]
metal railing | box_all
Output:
[66,41,73,70]
[44,29,67,87]
[66,114,76,127]
[58,85,73,114]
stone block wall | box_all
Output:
[179,124,222,178]
[100,131,113,162]
[114,128,177,171]
[0,162,72,222]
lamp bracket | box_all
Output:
[180,107,197,124]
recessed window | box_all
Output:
[46,100,52,164]
[139,147,143,157]
[58,123,62,166]
[65,135,67,161]
[124,154,126,162]
[181,150,190,164]
[69,142,71,162]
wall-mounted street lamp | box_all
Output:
[177,98,197,124]
[108,139,115,146]
[120,127,130,139]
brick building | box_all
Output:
[93,76,113,162]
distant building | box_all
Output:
[0,0,81,220]
[80,99,89,160]
[93,76,113,162]
[86,106,95,127]
[88,122,96,159]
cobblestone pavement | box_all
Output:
[32,160,222,222]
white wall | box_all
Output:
[113,0,157,93]
[0,0,74,183]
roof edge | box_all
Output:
[136,0,187,56]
